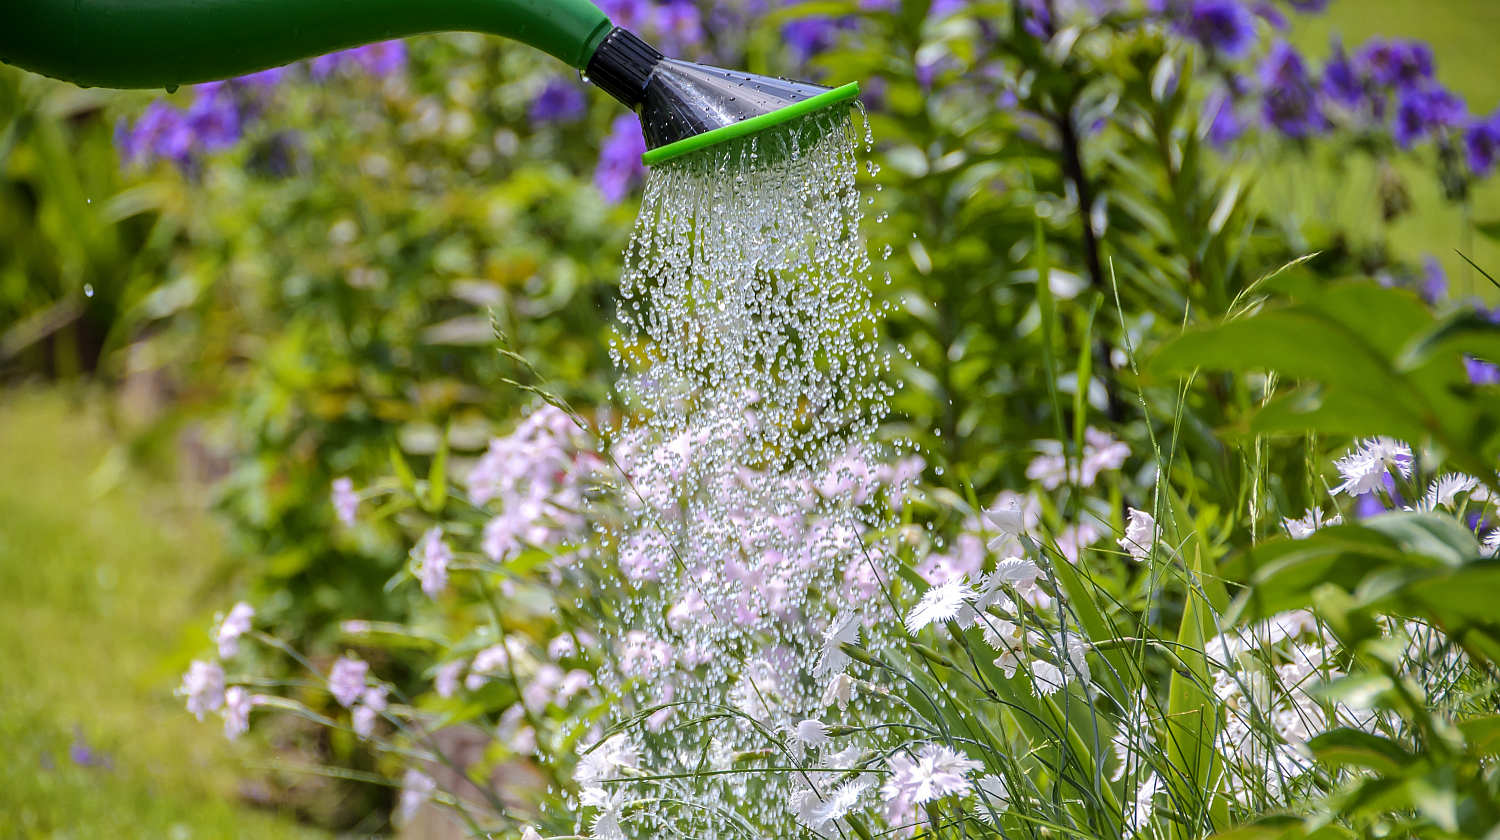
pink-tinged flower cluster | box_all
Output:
[329,655,369,708]
[1025,427,1130,490]
[412,527,451,598]
[879,743,982,825]
[180,660,225,720]
[468,406,601,567]
[215,601,255,658]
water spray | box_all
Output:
[0,0,859,165]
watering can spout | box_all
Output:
[586,28,860,166]
[0,0,857,166]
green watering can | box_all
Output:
[0,0,858,165]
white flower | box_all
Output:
[215,601,255,659]
[822,672,857,710]
[1283,507,1342,539]
[434,661,463,698]
[520,828,543,840]
[1333,437,1412,496]
[974,774,1010,821]
[581,787,627,840]
[982,619,1029,678]
[816,611,860,678]
[789,787,821,831]
[977,557,1044,611]
[904,579,974,634]
[222,686,251,739]
[180,660,224,720]
[1486,529,1500,557]
[794,719,829,748]
[879,743,982,823]
[397,769,436,826]
[1127,773,1164,831]
[800,778,872,831]
[1030,640,1091,696]
[574,734,638,789]
[1118,508,1157,562]
[982,497,1030,538]
[1423,473,1478,511]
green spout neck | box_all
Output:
[1,0,615,90]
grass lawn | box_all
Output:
[0,387,323,839]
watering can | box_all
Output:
[0,0,858,165]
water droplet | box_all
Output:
[83,284,94,298]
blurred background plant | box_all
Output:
[3,0,1500,836]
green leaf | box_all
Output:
[1458,715,1500,756]
[427,424,449,512]
[1306,727,1417,776]
[389,442,417,493]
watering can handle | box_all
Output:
[0,0,615,89]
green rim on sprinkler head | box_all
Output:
[0,0,860,168]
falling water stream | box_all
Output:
[587,107,910,837]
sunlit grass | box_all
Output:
[0,387,322,838]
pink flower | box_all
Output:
[215,601,254,658]
[329,656,368,708]
[880,743,982,824]
[331,477,358,526]
[222,686,252,739]
[413,527,451,598]
[181,660,224,720]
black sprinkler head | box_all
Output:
[585,27,860,166]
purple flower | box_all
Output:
[595,114,647,202]
[597,0,653,31]
[1164,0,1257,58]
[530,78,587,123]
[329,656,368,708]
[1357,39,1434,91]
[1421,255,1448,303]
[1259,41,1326,138]
[1251,2,1286,31]
[783,17,842,61]
[1321,40,1364,107]
[651,1,704,54]
[310,41,406,80]
[1466,357,1500,385]
[127,102,195,166]
[1465,111,1500,176]
[1019,0,1053,39]
[186,84,242,152]
[1353,491,1386,519]
[1205,89,1245,147]
[1287,0,1328,11]
[234,66,289,87]
[1392,85,1466,148]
